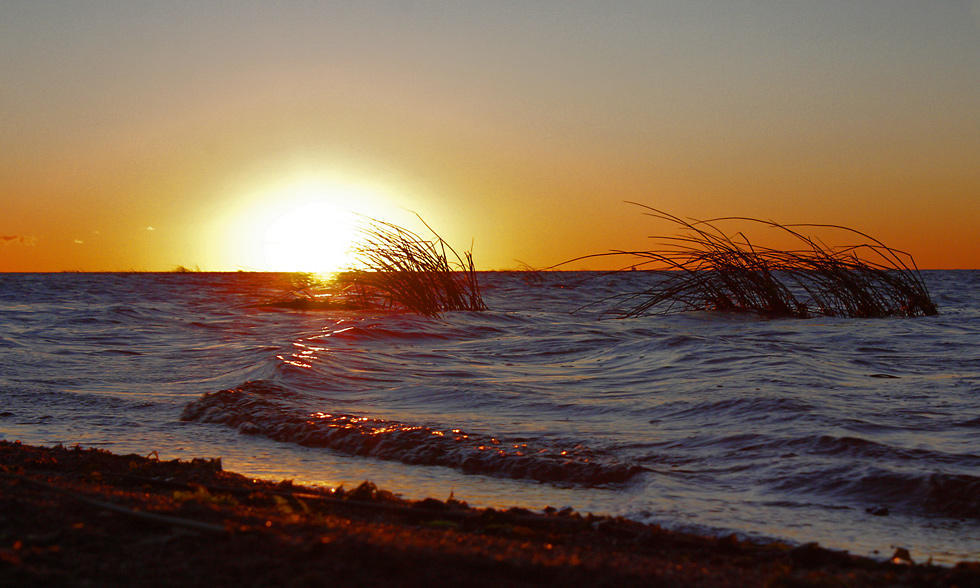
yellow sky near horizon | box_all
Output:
[2,1,979,272]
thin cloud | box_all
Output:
[1,235,36,246]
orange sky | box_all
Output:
[2,2,978,271]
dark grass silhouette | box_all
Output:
[578,204,937,319]
[339,215,487,317]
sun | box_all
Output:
[226,177,394,274]
[262,200,357,273]
[213,173,412,273]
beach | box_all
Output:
[2,440,977,588]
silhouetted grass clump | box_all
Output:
[340,215,487,317]
[171,265,200,273]
[594,204,938,319]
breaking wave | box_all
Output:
[181,380,646,486]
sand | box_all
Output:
[1,440,977,587]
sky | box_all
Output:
[2,1,979,271]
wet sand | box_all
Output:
[1,440,977,587]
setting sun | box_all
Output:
[217,176,403,273]
[263,200,355,273]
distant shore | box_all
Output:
[1,440,977,587]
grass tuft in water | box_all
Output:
[582,204,938,319]
[338,214,487,317]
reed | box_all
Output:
[339,215,487,317]
[589,204,937,319]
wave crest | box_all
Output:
[181,380,645,486]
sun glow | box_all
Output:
[223,176,399,273]
[263,201,356,273]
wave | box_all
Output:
[764,460,980,520]
[181,380,646,487]
[924,473,980,519]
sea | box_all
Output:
[1,270,978,564]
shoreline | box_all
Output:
[2,440,977,587]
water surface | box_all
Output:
[2,271,978,564]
